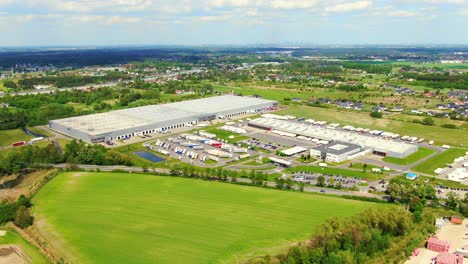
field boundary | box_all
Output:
[7,223,59,264]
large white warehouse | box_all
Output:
[50,95,277,143]
[248,117,418,158]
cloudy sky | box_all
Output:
[1,0,467,46]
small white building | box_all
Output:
[310,141,363,163]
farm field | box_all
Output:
[32,172,377,264]
[382,147,436,165]
[276,105,468,148]
[0,129,34,147]
[412,148,468,175]
[0,228,50,264]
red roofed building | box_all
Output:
[434,252,464,264]
[451,215,462,224]
[428,237,450,253]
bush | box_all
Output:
[441,124,456,129]
[421,117,434,126]
[13,206,34,228]
[0,203,17,224]
[370,111,383,118]
[17,194,31,208]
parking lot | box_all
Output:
[291,171,366,190]
[143,133,258,167]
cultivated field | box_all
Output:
[32,172,376,264]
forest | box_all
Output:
[14,71,130,89]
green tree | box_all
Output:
[17,194,31,208]
[421,117,434,126]
[446,192,459,210]
[13,206,33,228]
[317,176,325,187]
[370,111,382,118]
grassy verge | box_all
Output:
[390,174,468,189]
[382,147,436,165]
[115,141,180,168]
[349,163,382,170]
[412,148,467,175]
[0,227,50,263]
[0,129,34,147]
[28,126,54,137]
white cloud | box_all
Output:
[196,15,231,21]
[401,0,466,4]
[207,0,251,8]
[388,10,418,17]
[13,13,142,25]
[270,0,319,9]
[246,8,258,16]
[31,0,191,14]
[0,0,17,4]
[325,1,372,12]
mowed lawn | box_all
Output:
[382,147,436,165]
[412,148,468,175]
[32,172,376,264]
[0,129,33,147]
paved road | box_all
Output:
[49,163,383,199]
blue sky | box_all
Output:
[1,0,467,46]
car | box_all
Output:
[320,189,326,193]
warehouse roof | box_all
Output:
[249,118,417,155]
[51,95,276,136]
[312,141,361,155]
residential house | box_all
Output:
[391,106,404,112]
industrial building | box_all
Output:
[310,141,363,163]
[248,118,418,158]
[50,95,277,143]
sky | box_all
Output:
[0,0,467,46]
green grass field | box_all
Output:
[205,128,249,143]
[412,148,468,175]
[277,105,468,148]
[0,228,50,263]
[32,172,376,264]
[382,147,436,165]
[349,163,381,170]
[0,129,34,147]
[286,166,386,180]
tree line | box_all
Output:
[402,72,468,90]
[13,71,131,90]
[248,207,436,264]
[0,140,132,176]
